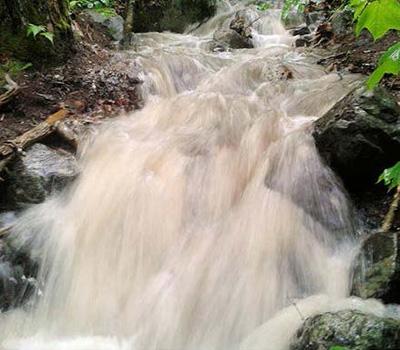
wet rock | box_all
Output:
[6,144,79,208]
[84,9,124,41]
[352,231,400,303]
[290,25,311,36]
[132,0,217,33]
[331,7,354,38]
[229,9,254,39]
[213,28,253,49]
[295,35,313,47]
[313,87,400,192]
[290,23,313,47]
[206,40,229,53]
[210,9,256,50]
[0,212,38,311]
[290,310,400,350]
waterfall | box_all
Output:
[0,2,366,349]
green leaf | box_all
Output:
[351,0,400,40]
[26,24,46,38]
[69,1,79,10]
[329,346,348,350]
[40,31,55,45]
[367,42,400,88]
[378,161,400,190]
[281,0,305,19]
[257,2,271,11]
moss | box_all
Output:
[0,59,32,86]
[132,0,217,33]
[56,18,72,31]
[291,310,400,350]
[0,0,74,64]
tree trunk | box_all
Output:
[121,0,135,48]
[0,0,74,64]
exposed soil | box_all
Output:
[307,1,400,101]
[0,13,142,144]
[318,30,400,99]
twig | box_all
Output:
[382,186,400,232]
[317,52,346,64]
[0,108,69,174]
[288,297,305,321]
[0,74,20,108]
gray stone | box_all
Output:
[313,87,400,191]
[229,9,255,38]
[352,231,400,303]
[290,310,400,350]
[290,25,311,36]
[84,9,124,41]
[7,144,79,208]
[0,212,38,311]
[331,7,354,38]
[213,28,253,49]
[295,35,313,47]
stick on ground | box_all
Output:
[0,108,69,174]
[0,74,20,108]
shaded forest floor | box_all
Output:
[0,13,142,144]
[311,7,400,100]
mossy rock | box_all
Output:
[290,310,400,350]
[6,144,79,209]
[352,231,400,303]
[132,0,217,33]
[313,87,400,191]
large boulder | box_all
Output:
[6,143,79,208]
[229,9,254,40]
[290,310,400,350]
[313,87,400,192]
[132,0,217,33]
[210,9,255,50]
[212,28,253,50]
[84,9,124,41]
[352,231,400,303]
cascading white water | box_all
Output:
[0,2,384,350]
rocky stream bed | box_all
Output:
[0,1,400,349]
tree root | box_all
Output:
[382,186,400,232]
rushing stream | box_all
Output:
[0,1,393,350]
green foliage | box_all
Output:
[281,0,306,19]
[95,7,117,17]
[368,42,400,88]
[378,161,400,190]
[348,0,400,89]
[26,24,46,39]
[329,346,348,350]
[26,24,54,45]
[257,1,272,11]
[0,60,32,86]
[69,0,115,11]
[350,0,400,40]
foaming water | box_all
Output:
[0,2,373,350]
